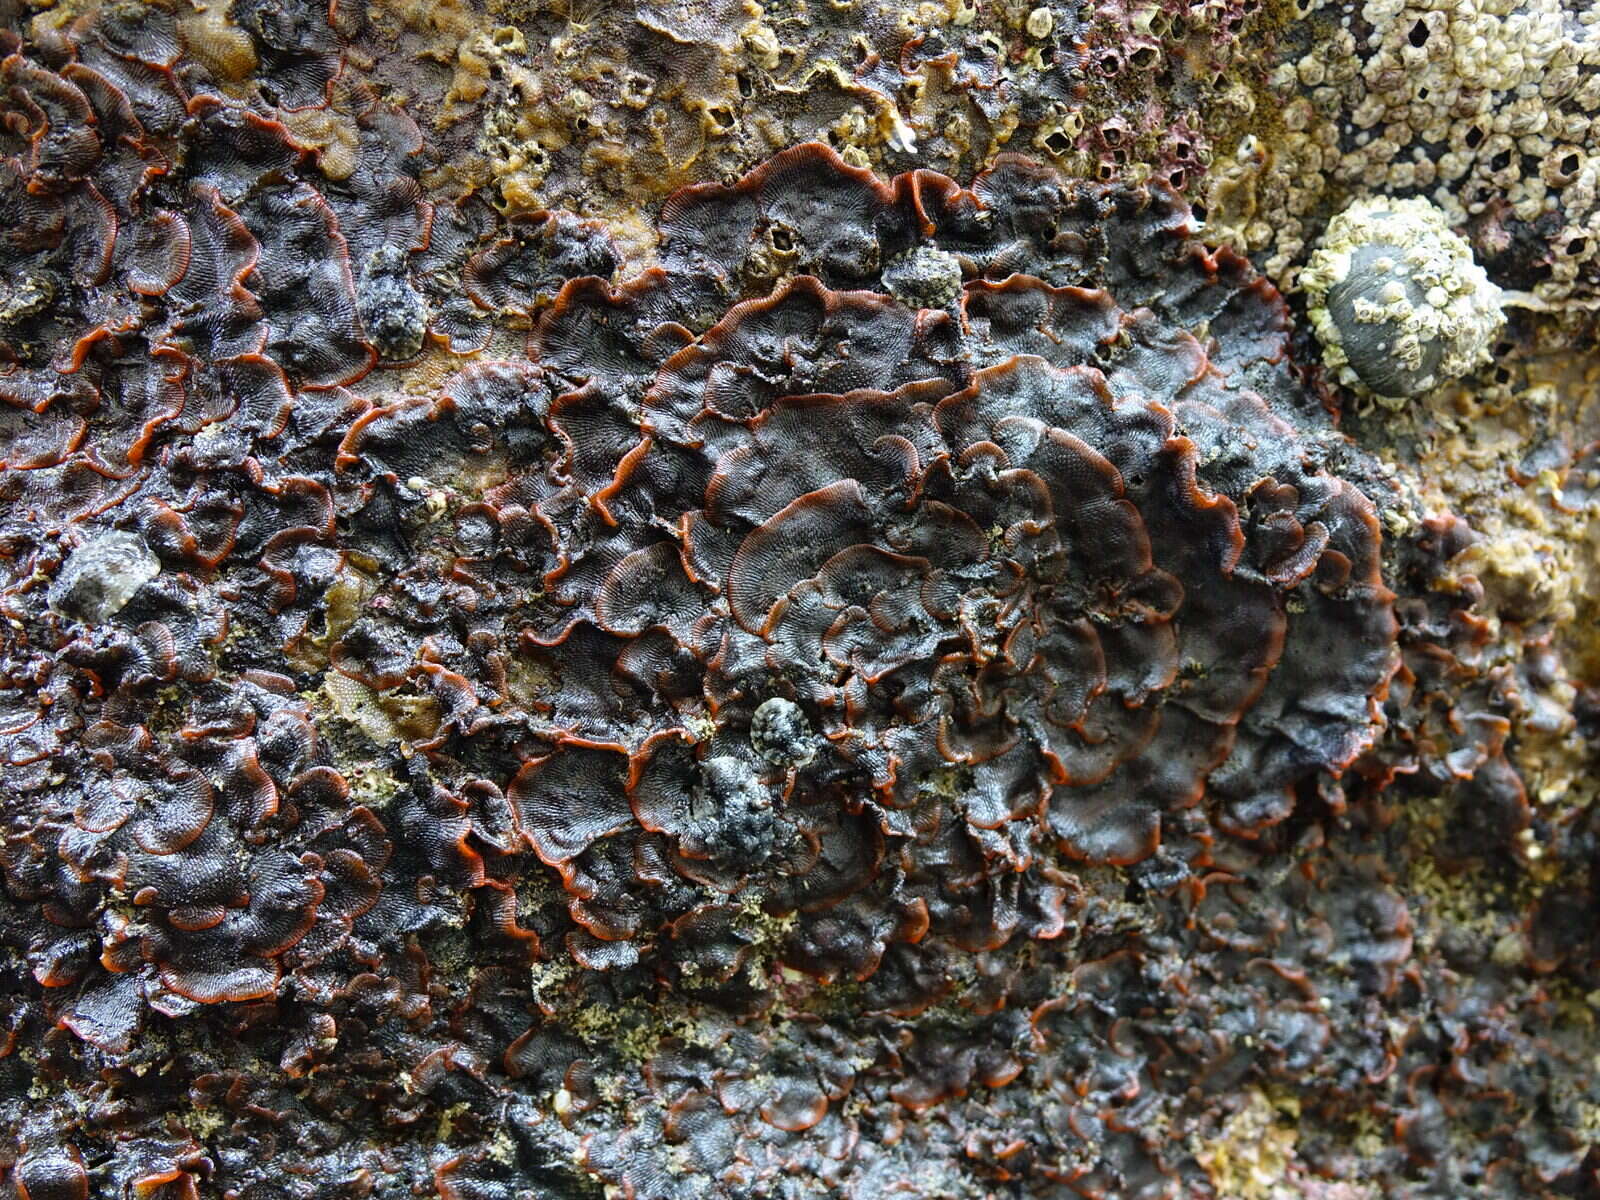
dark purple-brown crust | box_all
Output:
[0,7,1593,1197]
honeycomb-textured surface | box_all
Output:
[2,5,1599,1199]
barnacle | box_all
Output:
[0,5,1595,1198]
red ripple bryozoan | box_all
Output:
[2,16,1564,1193]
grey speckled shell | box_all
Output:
[1325,242,1445,398]
[47,532,161,625]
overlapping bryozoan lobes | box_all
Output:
[0,7,1593,1196]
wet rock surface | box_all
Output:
[0,3,1598,1199]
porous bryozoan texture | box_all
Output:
[1,9,1590,1195]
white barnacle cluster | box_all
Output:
[1217,0,1600,302]
[1303,196,1505,402]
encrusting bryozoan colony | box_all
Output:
[2,2,1598,1194]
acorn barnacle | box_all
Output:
[1303,196,1506,401]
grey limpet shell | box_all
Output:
[1302,196,1504,403]
[750,697,816,767]
[358,246,429,361]
[48,531,161,625]
[689,755,777,868]
[1325,242,1444,398]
